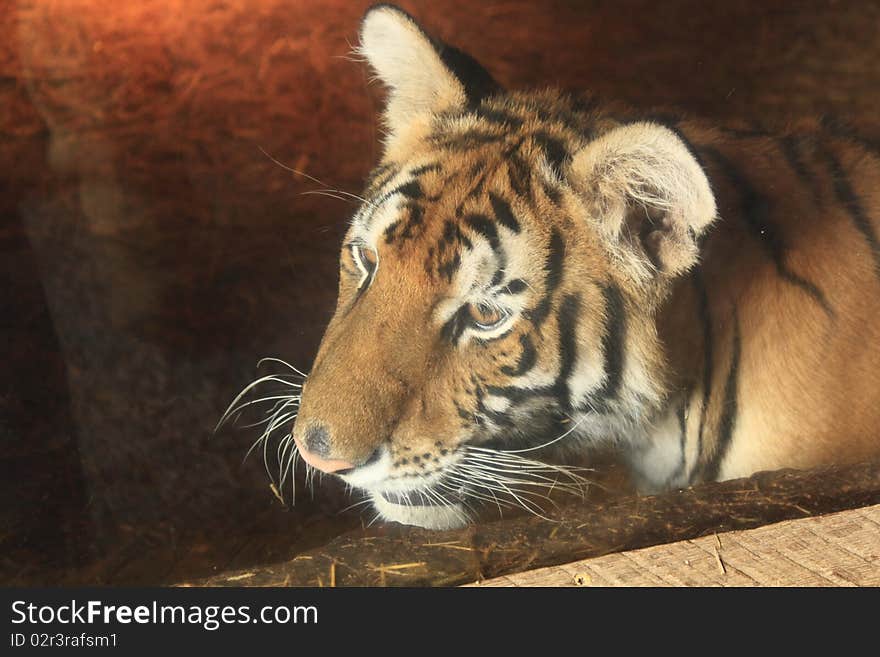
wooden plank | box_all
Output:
[469,505,880,587]
[178,461,880,587]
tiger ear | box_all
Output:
[358,4,498,142]
[569,122,717,283]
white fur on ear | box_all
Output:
[570,122,717,281]
[358,5,467,138]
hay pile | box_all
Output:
[10,0,378,219]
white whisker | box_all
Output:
[224,395,300,428]
[480,416,586,455]
[258,146,329,187]
[338,496,374,515]
[256,357,309,378]
[216,374,303,432]
[445,469,557,510]
[308,187,374,207]
[457,461,581,491]
[220,357,314,507]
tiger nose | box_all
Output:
[294,424,356,474]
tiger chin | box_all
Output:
[261,5,880,530]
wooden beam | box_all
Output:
[179,461,880,587]
[470,504,880,586]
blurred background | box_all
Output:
[2,0,879,585]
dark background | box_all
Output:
[2,0,879,585]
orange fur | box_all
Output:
[286,5,880,527]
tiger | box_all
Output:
[230,4,880,530]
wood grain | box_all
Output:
[179,460,880,587]
[471,504,880,587]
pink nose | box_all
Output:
[293,435,355,473]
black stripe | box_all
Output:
[527,228,565,328]
[544,229,565,294]
[464,213,500,250]
[506,154,532,199]
[553,293,582,410]
[489,193,521,233]
[465,213,509,293]
[434,130,505,151]
[540,179,562,205]
[481,408,516,429]
[663,391,691,488]
[592,283,626,403]
[397,204,424,242]
[693,271,713,482]
[501,334,537,377]
[436,42,500,108]
[424,247,435,276]
[533,105,580,133]
[473,384,516,428]
[441,306,470,344]
[438,252,461,282]
[465,161,490,200]
[532,131,569,173]
[383,220,401,244]
[384,203,426,245]
[392,180,423,200]
[700,315,742,482]
[410,162,442,177]
[485,383,553,405]
[442,219,457,244]
[475,107,524,129]
[820,145,880,280]
[678,397,688,444]
[434,220,468,281]
[779,134,823,205]
[702,146,834,316]
[367,179,425,228]
[364,162,397,193]
[374,179,423,207]
[471,386,487,429]
[500,278,528,295]
[477,414,574,452]
[820,115,880,160]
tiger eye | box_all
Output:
[348,242,378,290]
[359,245,378,269]
[351,243,377,271]
[468,302,506,328]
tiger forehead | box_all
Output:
[361,92,600,203]
[366,161,523,286]
[355,131,570,243]
[347,94,607,286]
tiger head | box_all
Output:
[290,5,716,529]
